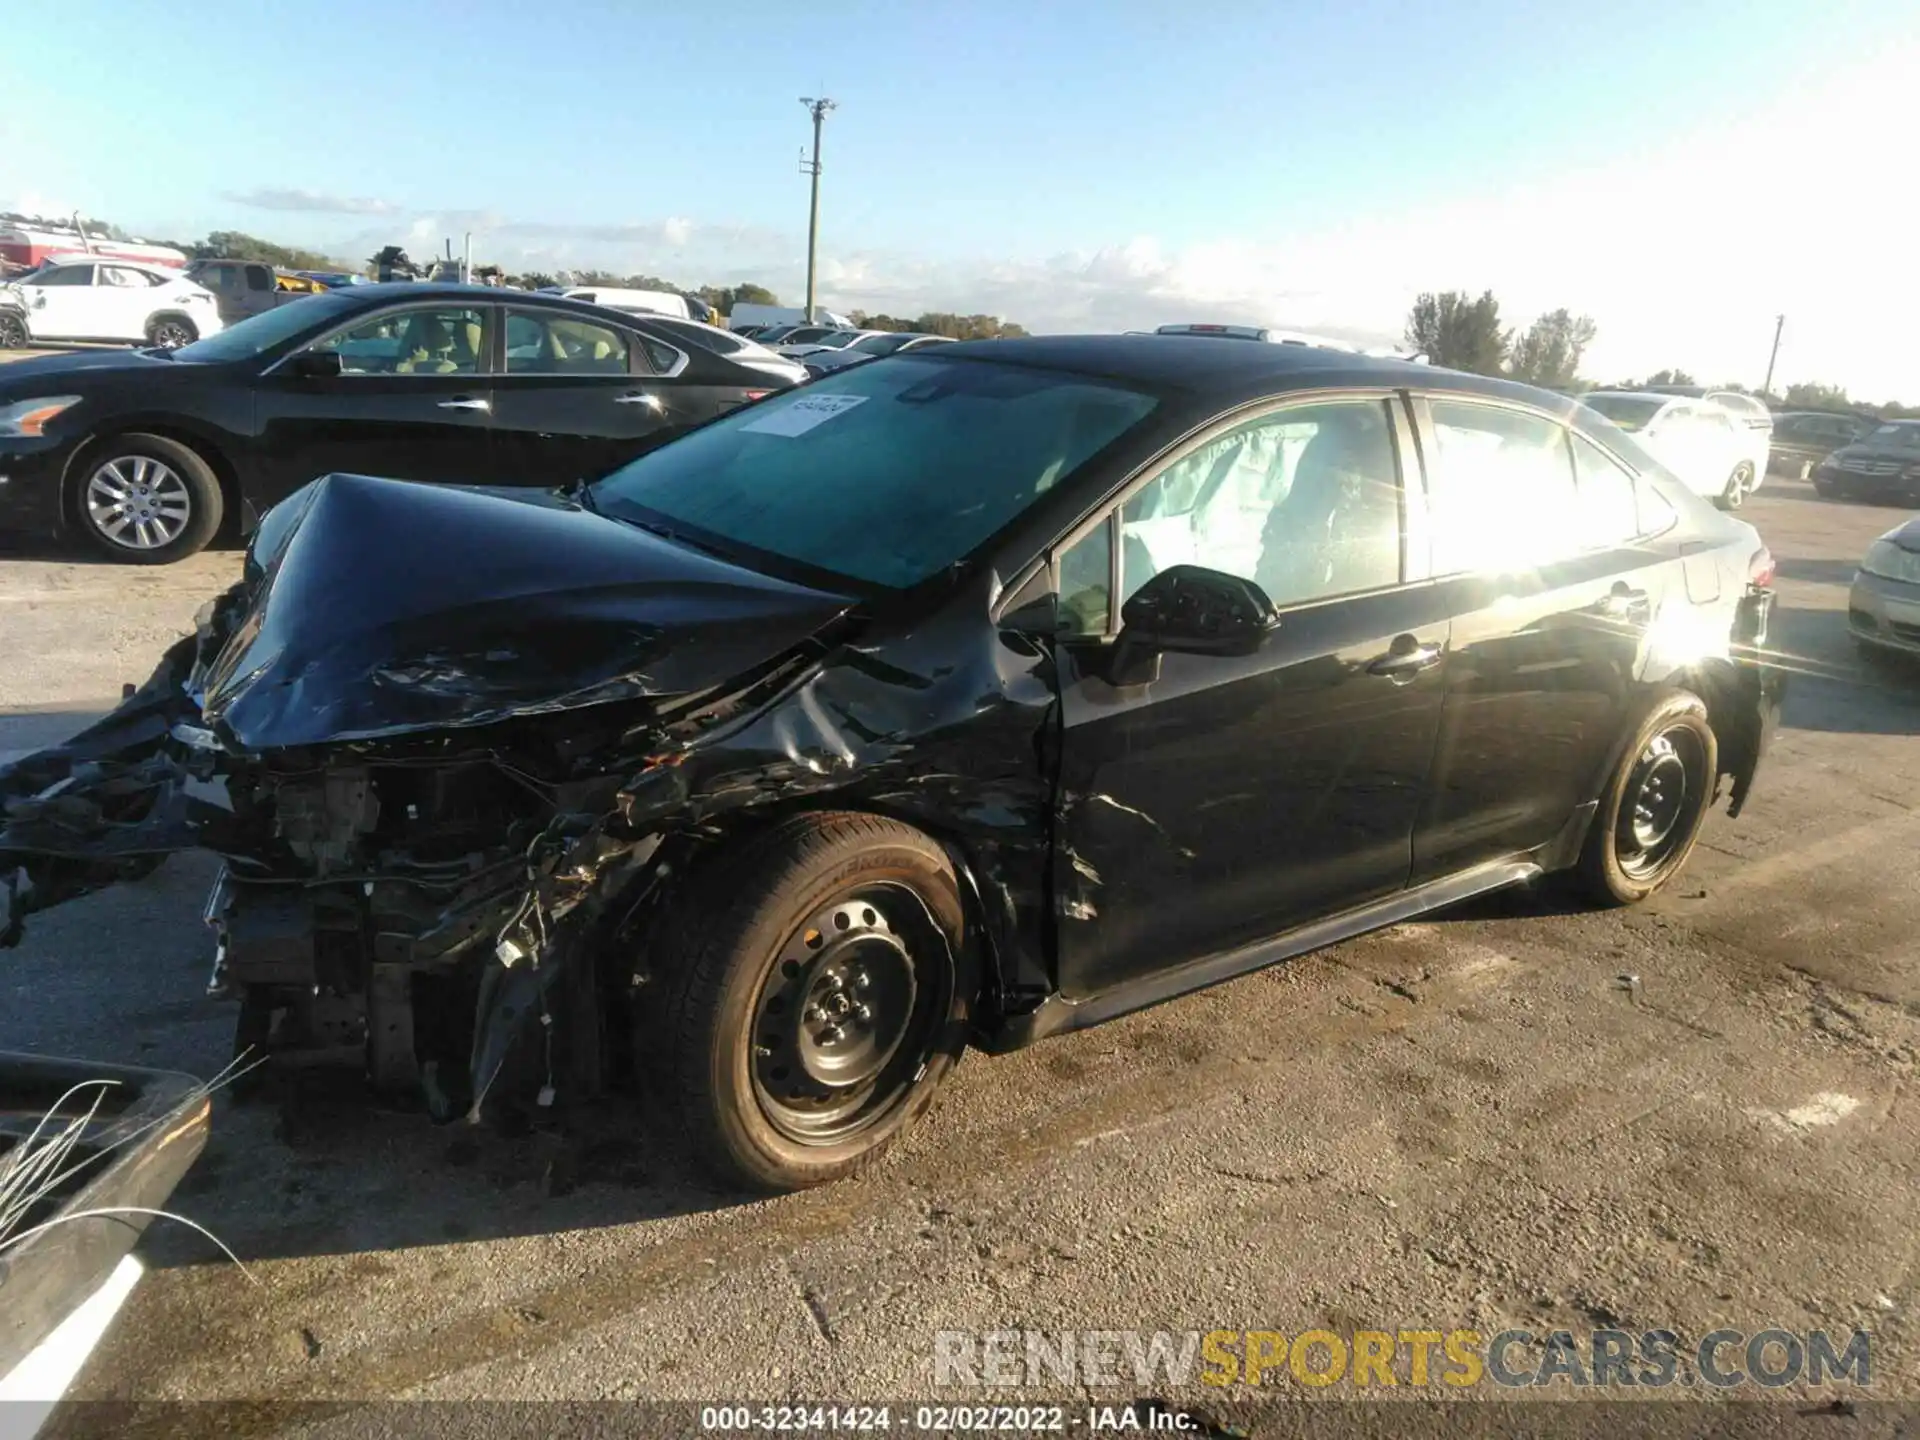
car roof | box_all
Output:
[936,333,1565,409]
[1584,389,1683,404]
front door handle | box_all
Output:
[1367,637,1443,681]
[613,391,664,410]
[437,396,490,412]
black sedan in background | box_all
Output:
[0,284,797,563]
[1812,419,1920,505]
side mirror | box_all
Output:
[288,350,343,380]
[1102,565,1279,684]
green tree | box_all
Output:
[1505,309,1597,388]
[1403,291,1506,374]
[620,273,680,292]
[912,312,1028,340]
[196,229,342,271]
[1784,381,1850,409]
[1646,368,1696,387]
[695,282,780,315]
[516,271,557,290]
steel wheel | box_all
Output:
[149,318,194,349]
[1615,729,1704,880]
[748,886,944,1145]
[86,455,193,551]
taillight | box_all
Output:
[1748,546,1775,588]
[744,390,770,401]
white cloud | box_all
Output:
[225,188,400,216]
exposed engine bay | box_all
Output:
[0,474,1062,1124]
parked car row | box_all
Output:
[1579,390,1771,509]
[0,334,1784,1192]
[0,284,800,562]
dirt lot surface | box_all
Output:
[3,472,1918,1429]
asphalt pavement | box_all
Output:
[2,471,1917,1429]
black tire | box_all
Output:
[1812,478,1834,498]
[1717,463,1753,510]
[71,432,224,564]
[0,310,27,349]
[146,314,198,349]
[646,812,977,1191]
[1574,692,1718,907]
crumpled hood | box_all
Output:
[197,473,854,750]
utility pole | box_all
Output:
[799,96,836,323]
[1762,313,1785,397]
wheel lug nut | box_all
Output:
[804,1005,822,1023]
[853,972,871,990]
[854,1003,872,1022]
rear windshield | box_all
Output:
[593,355,1160,590]
[1581,394,1666,431]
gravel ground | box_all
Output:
[3,470,1918,1433]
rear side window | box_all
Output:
[245,265,273,292]
[1571,433,1646,545]
[101,266,159,288]
[638,335,684,375]
[505,309,630,374]
[31,266,93,286]
[1426,401,1578,573]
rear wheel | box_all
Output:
[0,310,27,349]
[647,812,977,1191]
[73,433,224,564]
[1574,692,1718,906]
[146,314,197,349]
[1717,463,1753,509]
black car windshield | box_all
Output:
[1864,423,1920,449]
[171,292,363,362]
[1581,394,1666,431]
[593,354,1160,589]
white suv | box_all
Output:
[0,260,224,349]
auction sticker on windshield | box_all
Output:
[741,393,868,437]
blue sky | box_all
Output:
[5,0,1918,393]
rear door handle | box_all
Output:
[614,391,664,410]
[1367,638,1443,680]
[437,396,490,412]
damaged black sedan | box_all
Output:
[0,338,1783,1190]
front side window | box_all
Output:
[1056,400,1402,636]
[244,265,272,292]
[28,265,92,287]
[505,309,629,374]
[594,355,1159,590]
[311,307,488,375]
[1427,400,1579,573]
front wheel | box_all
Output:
[0,310,27,349]
[647,812,977,1191]
[1574,693,1718,906]
[73,433,224,563]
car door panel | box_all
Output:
[1054,587,1449,998]
[1410,402,1666,882]
[491,307,677,484]
[248,303,499,509]
[1049,395,1445,999]
[22,265,96,339]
